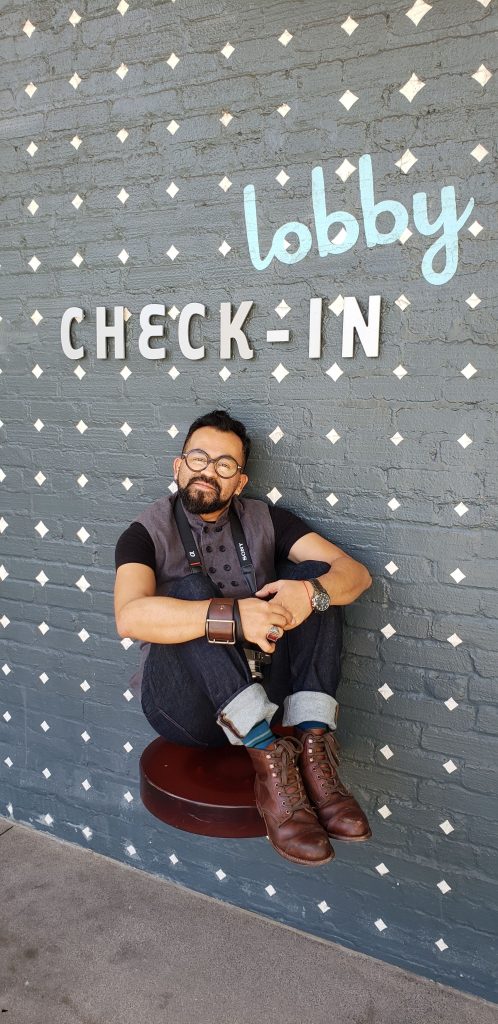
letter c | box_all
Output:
[60,307,85,359]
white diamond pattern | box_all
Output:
[472,64,492,87]
[326,363,343,381]
[375,862,389,875]
[399,73,425,101]
[461,363,477,379]
[272,364,289,383]
[381,623,396,639]
[444,698,458,711]
[450,568,465,583]
[395,149,418,173]
[267,488,282,504]
[447,633,462,647]
[335,160,356,182]
[269,426,284,444]
[339,90,358,110]
[406,1,432,26]
[454,502,468,517]
[457,434,472,448]
[378,684,394,701]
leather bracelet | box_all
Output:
[233,599,245,644]
[205,597,236,644]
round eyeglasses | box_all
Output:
[181,449,244,479]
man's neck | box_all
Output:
[198,498,233,522]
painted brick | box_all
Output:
[1,0,496,1004]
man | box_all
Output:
[114,409,373,867]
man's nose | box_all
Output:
[200,463,219,482]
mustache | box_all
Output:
[189,477,219,492]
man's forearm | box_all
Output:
[316,557,372,606]
[116,596,211,644]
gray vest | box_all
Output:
[128,493,276,691]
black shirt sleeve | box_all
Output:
[268,505,313,563]
[114,505,313,574]
[115,522,156,573]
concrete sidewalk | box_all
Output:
[0,816,495,1024]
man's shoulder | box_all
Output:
[238,495,270,509]
[237,495,274,518]
[134,493,175,523]
[237,496,300,520]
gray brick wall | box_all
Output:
[1,0,497,1003]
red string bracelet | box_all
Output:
[302,580,313,611]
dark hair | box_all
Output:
[182,409,251,468]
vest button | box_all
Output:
[218,582,225,589]
[206,545,213,552]
[219,545,226,552]
[214,526,222,532]
[203,526,209,533]
[224,564,231,571]
[209,567,216,574]
[231,581,238,587]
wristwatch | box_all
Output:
[307,578,331,612]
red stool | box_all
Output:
[139,724,294,838]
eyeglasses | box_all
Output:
[181,448,244,479]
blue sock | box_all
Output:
[296,720,329,732]
[242,719,277,749]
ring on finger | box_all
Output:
[265,625,281,642]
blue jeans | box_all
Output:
[141,560,343,747]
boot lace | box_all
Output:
[271,737,317,815]
[308,732,350,796]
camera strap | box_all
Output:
[173,494,257,595]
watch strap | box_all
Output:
[310,577,328,595]
[309,577,331,611]
[205,598,236,643]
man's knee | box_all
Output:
[168,573,218,599]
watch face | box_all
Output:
[312,590,330,611]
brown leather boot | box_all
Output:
[296,727,372,841]
[246,736,334,866]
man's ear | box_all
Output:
[236,473,249,495]
[173,456,181,479]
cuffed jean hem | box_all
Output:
[282,691,339,730]
[216,682,280,746]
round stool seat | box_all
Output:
[139,725,294,838]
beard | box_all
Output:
[177,477,230,515]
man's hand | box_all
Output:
[237,597,294,654]
[254,579,313,631]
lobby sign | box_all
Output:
[60,153,474,363]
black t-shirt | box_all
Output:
[115,504,312,573]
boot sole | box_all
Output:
[256,804,335,866]
[327,829,372,842]
[266,833,335,866]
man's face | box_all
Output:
[173,426,248,515]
